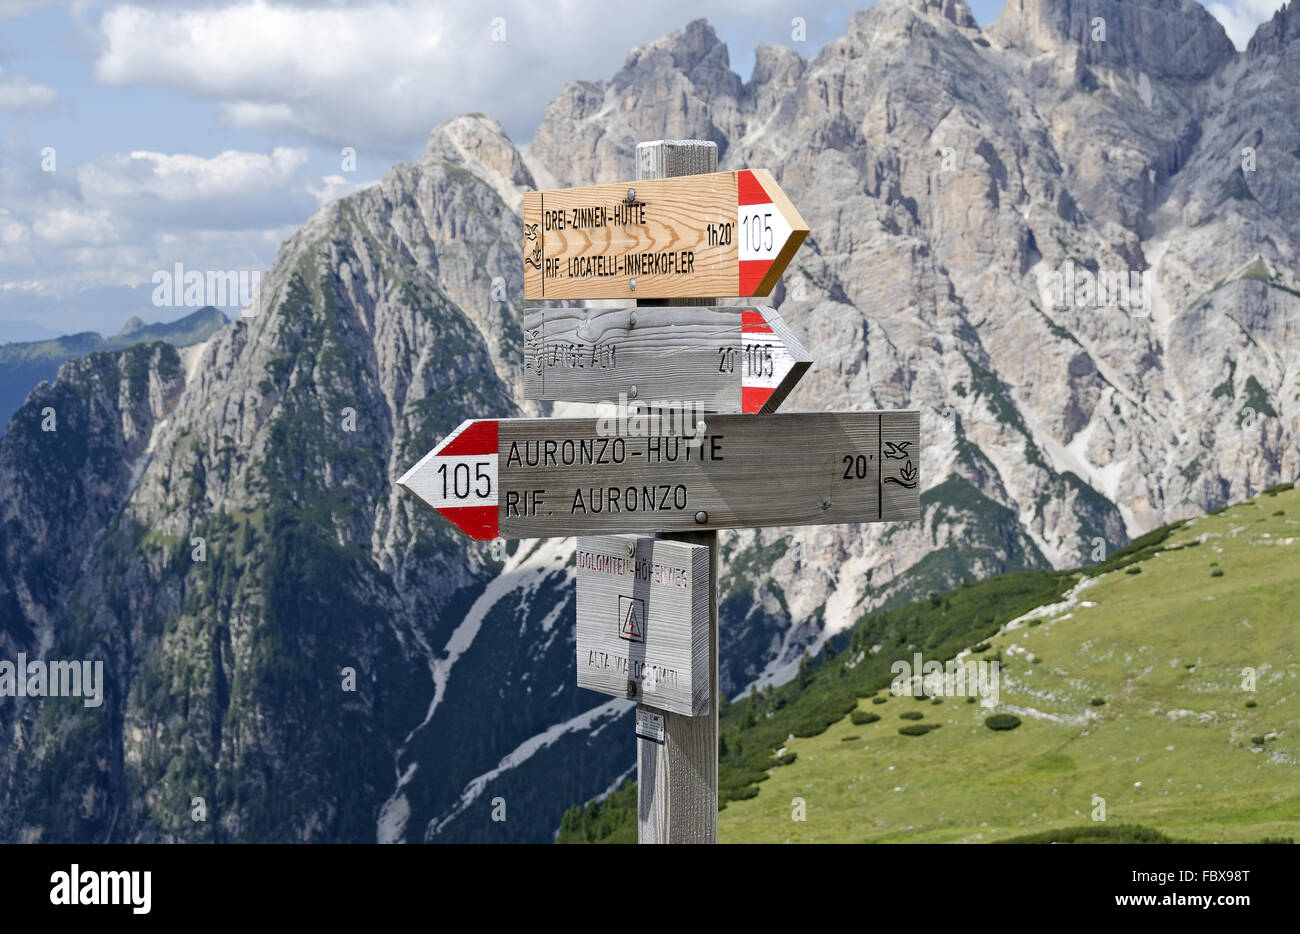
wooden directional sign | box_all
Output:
[522,170,808,300]
[576,535,710,716]
[397,411,920,540]
[523,306,811,413]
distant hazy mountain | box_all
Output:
[0,284,159,339]
[0,306,228,433]
[1,0,1296,845]
[0,320,59,344]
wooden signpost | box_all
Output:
[632,141,720,845]
[396,410,920,540]
[575,535,711,716]
[522,170,808,300]
[397,137,921,845]
[523,305,811,414]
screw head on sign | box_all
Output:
[626,541,635,557]
[696,420,706,434]
[629,279,637,292]
[628,311,638,327]
[629,385,638,399]
[626,188,636,203]
[626,680,637,698]
[695,511,708,524]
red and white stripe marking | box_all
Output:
[737,169,794,296]
[398,419,499,540]
[740,309,796,413]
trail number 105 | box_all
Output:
[437,461,493,499]
[741,211,774,256]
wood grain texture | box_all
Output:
[489,410,919,538]
[637,529,718,844]
[574,535,710,716]
[635,140,718,845]
[521,305,811,412]
[881,410,922,519]
[636,139,717,180]
[396,410,922,540]
[521,167,807,301]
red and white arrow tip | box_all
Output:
[740,307,812,414]
[737,169,809,297]
[398,419,500,540]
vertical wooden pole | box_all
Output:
[635,139,719,844]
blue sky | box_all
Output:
[0,0,1285,336]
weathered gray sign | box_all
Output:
[575,535,710,716]
[397,410,921,540]
[522,305,810,413]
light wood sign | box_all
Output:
[523,306,811,413]
[575,535,710,716]
[522,170,808,300]
[397,411,921,540]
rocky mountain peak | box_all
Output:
[1247,0,1298,56]
[422,113,534,212]
[616,18,735,88]
[901,0,979,28]
[992,0,1236,80]
[612,17,743,130]
[748,43,805,101]
[115,315,146,337]
[528,18,743,186]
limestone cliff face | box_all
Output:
[526,2,1298,655]
[992,0,1235,79]
[0,343,184,657]
[2,2,1297,843]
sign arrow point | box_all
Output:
[398,419,500,541]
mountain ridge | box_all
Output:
[2,1,1296,843]
[0,306,228,435]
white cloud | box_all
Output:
[0,208,29,247]
[94,0,459,147]
[33,205,119,246]
[0,67,58,110]
[90,0,850,148]
[76,146,313,226]
[1208,0,1287,50]
[308,173,376,204]
[0,136,378,301]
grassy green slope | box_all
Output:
[559,484,1299,843]
[719,486,1300,843]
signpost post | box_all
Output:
[633,140,721,846]
[397,137,921,845]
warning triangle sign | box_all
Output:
[620,599,644,641]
